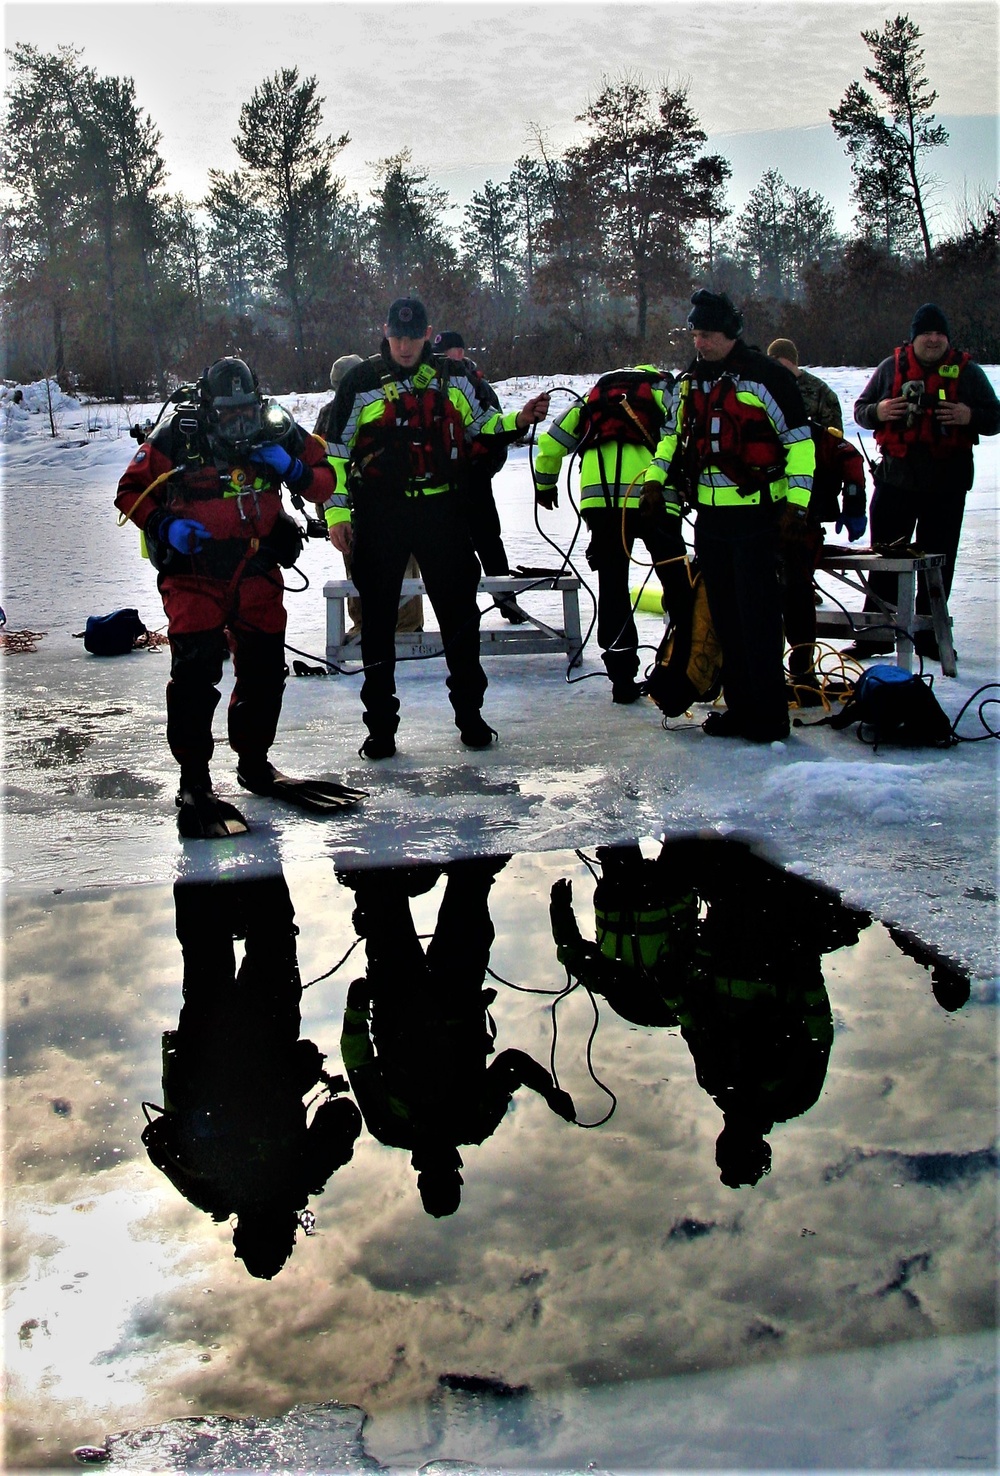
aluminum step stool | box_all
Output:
[324,574,584,667]
[814,550,956,676]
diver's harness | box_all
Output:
[120,386,328,556]
[574,368,667,509]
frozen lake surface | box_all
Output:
[2,368,998,1471]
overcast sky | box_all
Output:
[5,1,998,219]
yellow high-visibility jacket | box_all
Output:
[534,366,673,511]
[645,343,814,516]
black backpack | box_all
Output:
[79,608,148,656]
[829,664,955,749]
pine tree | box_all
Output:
[367,149,456,294]
[9,47,175,396]
[507,156,551,303]
[689,154,733,281]
[234,68,348,357]
[203,169,268,319]
[529,126,602,340]
[462,182,519,298]
[2,45,86,379]
[735,171,839,298]
[830,14,948,261]
[84,72,172,391]
[563,74,719,340]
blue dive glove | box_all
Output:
[250,442,304,484]
[166,517,211,554]
[836,514,868,542]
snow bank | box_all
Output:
[759,756,972,826]
[1,377,86,439]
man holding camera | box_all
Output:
[851,304,1000,659]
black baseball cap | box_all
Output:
[386,298,429,338]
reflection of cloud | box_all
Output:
[6,1049,146,1185]
[8,849,998,1457]
[825,1145,999,1187]
[5,1178,200,1418]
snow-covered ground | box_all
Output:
[2,367,997,984]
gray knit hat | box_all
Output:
[330,354,363,390]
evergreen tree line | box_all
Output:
[3,15,997,398]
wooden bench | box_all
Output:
[815,551,956,676]
[323,574,584,667]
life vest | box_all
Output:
[875,344,975,459]
[810,424,867,522]
[577,369,667,454]
[351,357,468,492]
[593,854,698,978]
[679,372,786,488]
[574,368,669,506]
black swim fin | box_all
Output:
[175,786,250,839]
[237,763,368,815]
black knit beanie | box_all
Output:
[909,303,950,340]
[687,289,743,337]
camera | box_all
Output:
[900,380,933,428]
[129,419,154,443]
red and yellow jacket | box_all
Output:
[115,411,334,575]
[645,343,814,514]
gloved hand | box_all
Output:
[639,483,664,518]
[515,391,551,430]
[550,878,572,908]
[778,502,809,535]
[836,514,868,542]
[250,442,304,484]
[546,1086,576,1122]
[165,517,211,554]
[535,485,558,510]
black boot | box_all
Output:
[359,733,396,760]
[458,715,498,749]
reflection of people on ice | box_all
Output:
[549,842,699,1027]
[142,872,361,1278]
[550,837,868,1186]
[680,841,860,1186]
[339,857,574,1217]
